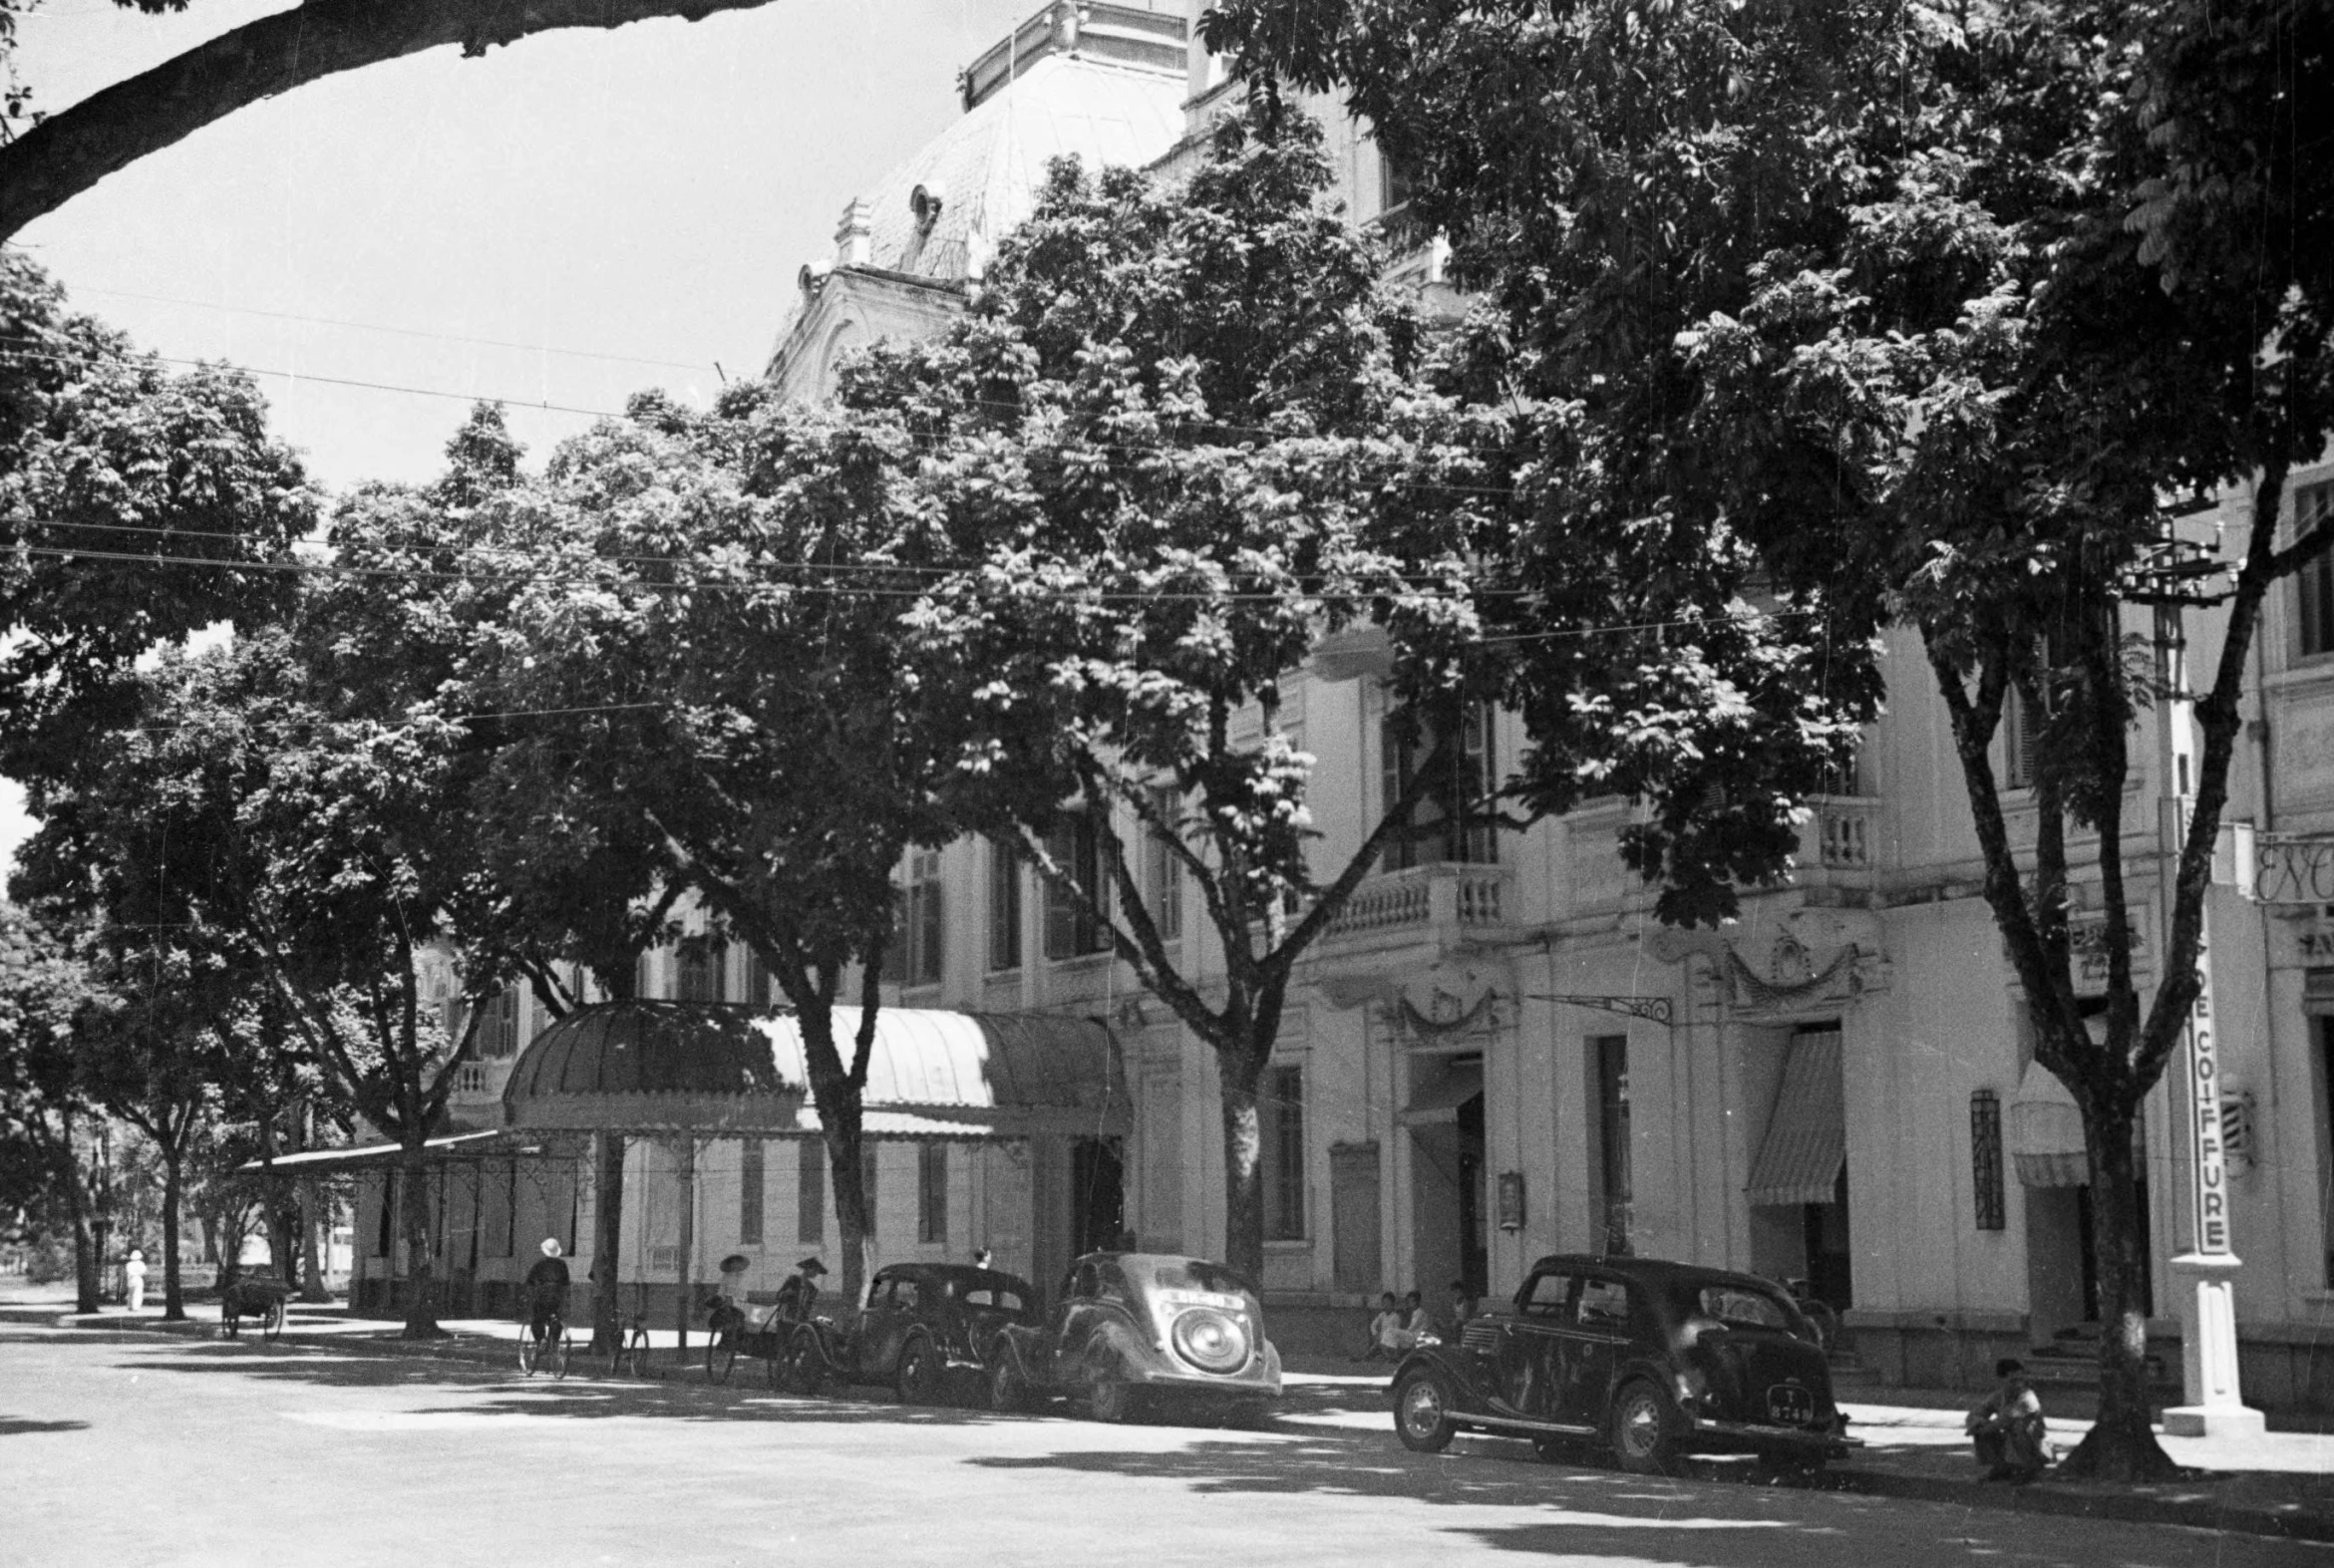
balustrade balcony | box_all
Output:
[1808,796,1880,876]
[1311,861,1516,960]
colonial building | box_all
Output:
[331,0,2334,1415]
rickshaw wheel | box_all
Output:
[261,1298,284,1341]
[550,1329,572,1380]
[706,1330,738,1385]
[784,1329,827,1397]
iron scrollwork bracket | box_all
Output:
[1527,993,1675,1028]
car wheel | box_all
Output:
[987,1356,1030,1413]
[1392,1369,1458,1453]
[1609,1379,1677,1474]
[1088,1376,1137,1424]
[895,1335,942,1405]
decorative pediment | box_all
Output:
[1647,908,1889,1015]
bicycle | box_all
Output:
[518,1307,572,1380]
[607,1281,653,1379]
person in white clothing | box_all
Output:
[124,1249,147,1312]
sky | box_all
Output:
[1,0,1079,875]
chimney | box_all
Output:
[834,198,874,267]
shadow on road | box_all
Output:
[967,1438,2227,1568]
[1,1416,91,1435]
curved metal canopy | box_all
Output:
[500,1002,1125,1137]
[502,1001,805,1133]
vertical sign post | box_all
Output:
[2164,904,2258,1436]
[2158,587,2263,1438]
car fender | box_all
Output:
[1076,1318,1151,1388]
[1389,1343,1478,1407]
[991,1325,1046,1389]
[1609,1353,1681,1416]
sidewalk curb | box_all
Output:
[1825,1464,2334,1544]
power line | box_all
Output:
[63,285,715,375]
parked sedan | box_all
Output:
[1390,1254,1857,1473]
[785,1262,1038,1404]
[988,1252,1282,1422]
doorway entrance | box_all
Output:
[1401,1054,1487,1301]
[1071,1136,1125,1256]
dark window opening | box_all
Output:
[1044,812,1112,959]
[918,1141,948,1245]
[2296,482,2334,658]
[1380,701,1499,870]
[677,936,726,1003]
[1590,1035,1633,1255]
[988,840,1022,971]
[1971,1090,2006,1231]
[741,1139,765,1247]
[1261,1064,1306,1240]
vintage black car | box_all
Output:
[1390,1255,1856,1473]
[784,1262,1039,1404]
[988,1252,1282,1422]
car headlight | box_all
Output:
[1167,1306,1251,1374]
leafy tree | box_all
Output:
[0,252,311,754]
[1207,0,2333,1476]
[0,904,107,1310]
[481,387,965,1309]
[63,943,242,1321]
[0,0,794,245]
[886,114,1491,1282]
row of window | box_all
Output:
[749,1138,952,1249]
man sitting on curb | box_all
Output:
[1354,1293,1406,1362]
[1966,1358,2052,1482]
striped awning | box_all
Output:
[1747,1029,1845,1206]
[2009,1098,2089,1188]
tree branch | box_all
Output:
[0,0,784,244]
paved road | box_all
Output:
[3,1323,2322,1568]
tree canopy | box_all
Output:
[0,252,311,755]
[1204,0,2334,1477]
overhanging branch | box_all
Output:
[0,0,783,244]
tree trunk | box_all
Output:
[160,1146,185,1322]
[589,1131,625,1354]
[1217,1048,1266,1285]
[298,1180,330,1303]
[2058,1096,2179,1479]
[826,1115,873,1312]
[397,1143,443,1339]
[66,1174,99,1315]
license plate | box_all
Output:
[1767,1385,1815,1424]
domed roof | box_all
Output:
[502,1002,805,1131]
[853,49,1186,283]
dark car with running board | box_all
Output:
[1390,1254,1857,1473]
